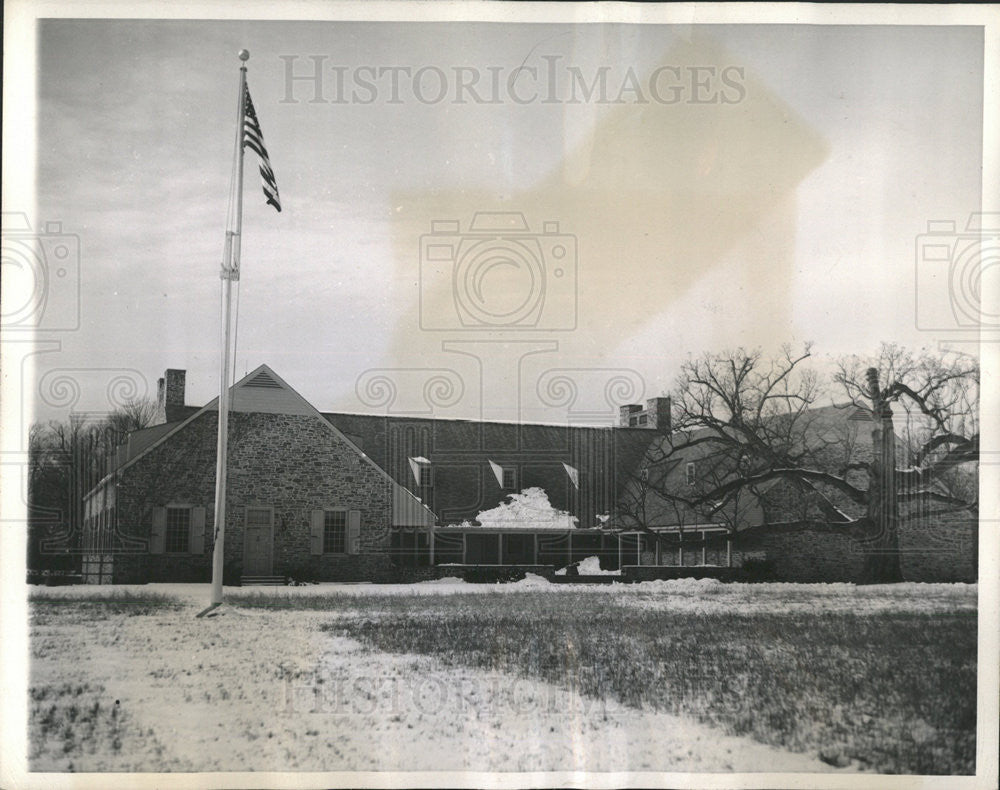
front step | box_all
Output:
[240,575,287,587]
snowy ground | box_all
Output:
[36,573,977,612]
[27,579,976,774]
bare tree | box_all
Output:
[834,344,978,582]
[105,397,159,439]
[28,397,158,571]
[617,344,979,583]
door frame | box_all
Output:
[242,505,274,575]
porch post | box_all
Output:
[567,530,573,566]
[701,530,706,566]
[498,533,503,566]
[655,532,661,566]
[533,533,538,565]
[618,533,622,569]
[726,533,732,567]
[429,527,435,566]
[462,532,467,564]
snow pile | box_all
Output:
[637,577,723,591]
[554,556,621,576]
[448,487,578,530]
[414,576,466,586]
[514,573,551,588]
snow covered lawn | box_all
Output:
[28,580,976,774]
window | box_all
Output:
[165,507,191,553]
[324,510,347,553]
[502,467,517,490]
[638,414,648,425]
[419,465,433,487]
[686,462,696,486]
[246,507,272,528]
[629,416,638,426]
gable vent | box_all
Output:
[245,370,281,389]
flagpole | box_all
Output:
[203,50,249,615]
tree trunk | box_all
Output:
[861,368,903,584]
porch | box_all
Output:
[389,526,732,571]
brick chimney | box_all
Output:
[645,396,671,432]
[155,369,187,424]
[619,404,643,427]
[618,397,671,432]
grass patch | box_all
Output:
[29,589,182,625]
[322,592,976,775]
[228,587,617,614]
[29,680,180,771]
[29,682,127,768]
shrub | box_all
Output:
[283,563,317,585]
[736,557,778,582]
[27,570,84,586]
[463,566,527,584]
[222,560,242,587]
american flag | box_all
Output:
[243,84,281,212]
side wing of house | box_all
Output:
[324,413,633,529]
[616,431,765,533]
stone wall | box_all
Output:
[734,526,867,583]
[898,510,976,583]
[733,513,976,583]
[112,410,394,583]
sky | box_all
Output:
[14,16,989,426]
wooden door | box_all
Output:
[243,507,273,575]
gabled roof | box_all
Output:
[322,410,657,526]
[124,420,179,461]
[91,364,660,529]
[94,365,436,526]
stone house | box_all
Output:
[82,364,977,584]
[82,366,436,584]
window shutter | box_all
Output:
[190,507,206,554]
[348,510,361,554]
[488,460,504,487]
[310,510,324,555]
[150,507,166,554]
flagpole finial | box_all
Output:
[238,49,250,62]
